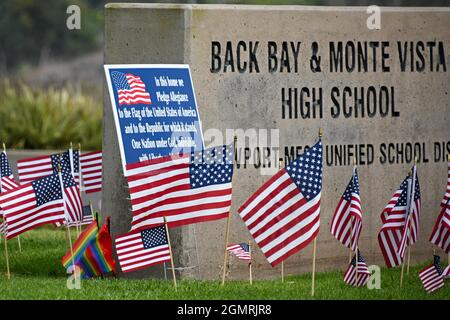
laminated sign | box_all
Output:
[104,64,204,174]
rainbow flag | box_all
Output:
[62,217,116,278]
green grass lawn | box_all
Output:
[0,228,448,300]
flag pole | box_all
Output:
[76,142,82,237]
[400,169,413,288]
[352,157,358,286]
[248,240,253,285]
[406,158,417,276]
[2,143,21,253]
[279,158,285,283]
[163,217,177,290]
[3,233,10,279]
[311,128,323,297]
[58,161,77,281]
[221,135,237,286]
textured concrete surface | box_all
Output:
[104,4,450,279]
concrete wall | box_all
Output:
[104,4,450,280]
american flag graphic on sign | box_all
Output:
[126,144,233,230]
[343,250,370,287]
[111,72,151,105]
[227,243,251,262]
[378,168,421,268]
[418,255,444,293]
[330,167,362,251]
[238,140,322,267]
[0,152,19,193]
[115,225,171,273]
[0,173,66,239]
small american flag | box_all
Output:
[343,250,370,287]
[443,265,450,278]
[17,150,79,186]
[0,173,66,239]
[330,167,362,251]
[378,167,421,268]
[80,151,102,194]
[126,144,233,230]
[115,225,171,273]
[419,255,444,293]
[0,152,19,192]
[59,171,83,224]
[430,162,450,252]
[238,140,322,267]
[111,72,151,105]
[227,243,251,262]
[80,204,95,225]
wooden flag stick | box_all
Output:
[66,225,77,281]
[311,237,317,296]
[221,135,237,286]
[311,128,322,297]
[248,240,252,285]
[278,158,285,282]
[17,236,21,252]
[400,257,405,288]
[164,217,177,290]
[4,234,10,279]
[221,214,231,285]
[406,246,411,275]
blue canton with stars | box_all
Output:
[141,226,168,249]
[285,140,323,201]
[239,243,250,253]
[189,145,233,189]
[343,169,360,201]
[0,152,13,178]
[32,174,63,207]
[433,255,442,275]
[396,177,409,207]
[351,249,366,266]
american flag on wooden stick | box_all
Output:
[430,162,450,253]
[343,250,370,287]
[227,243,251,262]
[0,173,66,239]
[418,255,444,293]
[17,150,80,186]
[126,144,233,230]
[330,167,362,251]
[115,225,170,273]
[0,151,19,193]
[378,167,421,268]
[111,72,151,105]
[80,151,102,194]
[238,140,323,267]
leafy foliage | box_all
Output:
[0,82,102,150]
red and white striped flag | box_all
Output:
[17,150,80,186]
[0,174,66,239]
[343,250,370,287]
[419,255,445,293]
[330,166,362,251]
[115,225,170,273]
[80,151,102,194]
[238,140,322,267]
[0,151,19,192]
[60,171,83,224]
[378,167,421,268]
[126,145,233,230]
[429,161,450,253]
[227,243,251,262]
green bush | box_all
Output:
[0,82,102,150]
